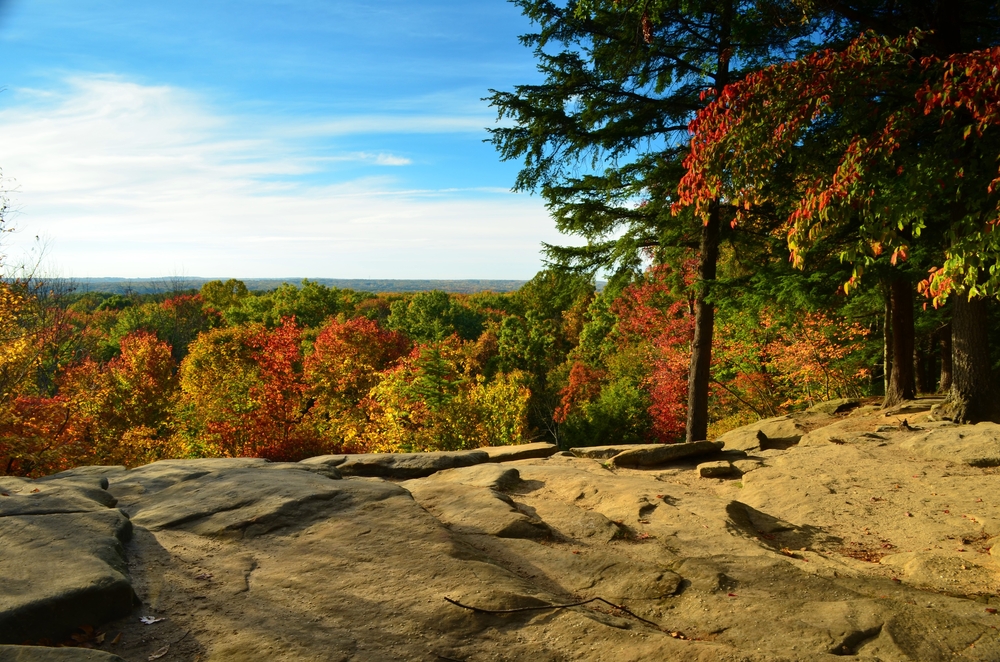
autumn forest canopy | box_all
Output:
[4,0,1000,476]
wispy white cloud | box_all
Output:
[292,114,491,137]
[0,75,561,278]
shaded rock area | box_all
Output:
[0,649,124,662]
[3,402,1000,660]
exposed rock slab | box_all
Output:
[569,444,641,460]
[609,440,724,467]
[0,482,118,517]
[899,422,1000,466]
[129,467,397,538]
[698,460,736,478]
[799,416,893,448]
[483,442,558,462]
[0,648,125,662]
[718,415,809,452]
[569,440,723,466]
[300,449,490,479]
[880,551,999,596]
[0,510,135,645]
[35,466,127,485]
[805,398,861,415]
[8,415,1000,660]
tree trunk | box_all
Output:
[937,295,997,422]
[914,335,931,394]
[685,203,721,442]
[882,277,916,408]
[882,289,892,397]
[684,0,730,443]
[938,323,953,393]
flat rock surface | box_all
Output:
[899,422,1000,466]
[5,425,1000,661]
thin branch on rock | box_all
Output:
[443,596,668,632]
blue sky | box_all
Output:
[0,0,565,278]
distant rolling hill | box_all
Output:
[58,277,530,295]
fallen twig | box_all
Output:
[443,596,663,631]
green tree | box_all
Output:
[489,0,812,440]
[386,290,483,343]
[200,278,249,312]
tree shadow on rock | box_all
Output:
[725,501,842,552]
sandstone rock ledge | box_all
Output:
[2,412,999,661]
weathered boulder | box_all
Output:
[409,464,523,492]
[718,415,809,452]
[402,472,551,538]
[569,444,639,460]
[798,414,914,448]
[106,458,274,507]
[0,510,135,645]
[525,498,622,543]
[0,480,117,517]
[698,460,737,478]
[482,442,558,462]
[609,440,724,468]
[732,458,764,474]
[301,449,490,479]
[899,422,1000,466]
[35,466,127,486]
[805,398,861,415]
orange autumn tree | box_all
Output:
[303,317,411,451]
[61,330,180,467]
[176,319,320,460]
[710,309,871,428]
[0,283,89,476]
[675,31,1000,421]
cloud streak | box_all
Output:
[0,75,560,279]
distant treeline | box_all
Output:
[58,278,533,295]
[1,270,877,477]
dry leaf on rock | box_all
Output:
[148,644,170,660]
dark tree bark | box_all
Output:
[686,1,731,443]
[914,335,932,394]
[882,289,892,397]
[883,277,916,408]
[686,204,721,442]
[938,323,953,393]
[938,296,997,422]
